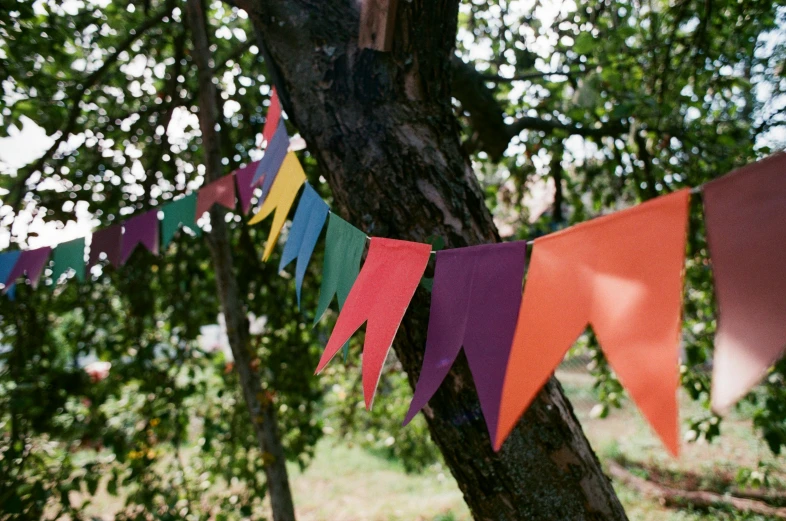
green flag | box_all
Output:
[313,213,366,360]
[161,194,200,249]
[51,237,86,284]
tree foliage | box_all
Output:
[0,0,784,518]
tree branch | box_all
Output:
[450,55,629,160]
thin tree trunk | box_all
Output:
[236,1,629,519]
[185,1,297,520]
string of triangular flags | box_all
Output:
[2,89,786,457]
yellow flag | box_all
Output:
[248,151,306,261]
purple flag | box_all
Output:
[88,225,122,269]
[403,241,527,440]
[235,161,259,215]
[253,120,289,201]
[120,210,159,265]
[3,246,52,293]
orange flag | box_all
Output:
[495,190,690,456]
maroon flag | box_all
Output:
[88,225,122,269]
[704,153,786,412]
[234,161,259,215]
[403,242,527,441]
[120,210,159,265]
[3,246,52,293]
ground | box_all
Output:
[76,363,784,521]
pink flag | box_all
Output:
[704,153,786,412]
[196,175,236,218]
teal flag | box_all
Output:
[161,194,200,249]
[51,237,86,283]
[313,213,366,360]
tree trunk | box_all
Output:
[186,1,297,520]
[237,1,629,519]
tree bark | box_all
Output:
[237,0,628,519]
[186,1,297,520]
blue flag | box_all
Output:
[279,184,329,308]
[0,251,21,299]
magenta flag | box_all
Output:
[235,161,260,215]
[3,246,52,293]
[403,241,527,440]
[120,210,159,265]
[704,153,786,412]
[88,225,122,269]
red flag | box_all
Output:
[315,238,431,409]
[196,175,236,218]
[704,153,786,412]
[496,190,691,456]
[262,89,281,147]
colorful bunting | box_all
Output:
[404,242,527,440]
[161,194,200,249]
[0,251,22,298]
[234,161,260,215]
[262,88,282,147]
[3,247,52,293]
[120,210,160,265]
[313,214,367,360]
[248,151,307,261]
[279,184,329,308]
[315,238,432,409]
[495,190,691,456]
[51,238,86,283]
[704,153,786,413]
[88,225,122,270]
[196,176,236,218]
[253,120,289,199]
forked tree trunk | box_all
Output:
[186,1,297,520]
[237,1,629,519]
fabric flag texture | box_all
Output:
[495,189,691,456]
[120,210,160,265]
[3,247,52,293]
[196,175,236,218]
[262,88,282,147]
[51,238,86,283]
[248,151,306,261]
[313,214,367,359]
[234,161,260,215]
[253,120,289,198]
[403,242,527,441]
[0,251,22,298]
[278,184,329,308]
[315,238,432,409]
[704,153,786,413]
[88,225,122,269]
[161,194,199,249]
[313,214,367,322]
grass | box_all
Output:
[74,365,783,520]
[272,440,471,521]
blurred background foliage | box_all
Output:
[0,0,784,519]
